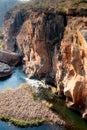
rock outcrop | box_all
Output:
[0,62,12,78]
[68,8,87,16]
[3,9,24,52]
[4,8,64,81]
[55,17,87,119]
[17,13,64,79]
[3,6,87,119]
[0,50,20,66]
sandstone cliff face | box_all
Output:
[17,12,64,79]
[3,7,87,119]
[4,8,64,80]
[55,17,87,118]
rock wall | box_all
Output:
[68,8,87,16]
[4,8,64,82]
[3,9,24,52]
[77,28,87,56]
[55,16,87,119]
[17,13,64,80]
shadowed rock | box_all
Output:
[0,62,12,78]
[0,50,20,66]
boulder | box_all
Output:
[0,50,20,66]
[0,62,12,78]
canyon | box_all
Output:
[1,3,87,120]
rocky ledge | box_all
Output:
[0,62,11,78]
[0,50,21,78]
[0,84,65,127]
[0,50,20,66]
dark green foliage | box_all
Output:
[0,31,3,39]
[32,93,38,100]
[53,37,60,44]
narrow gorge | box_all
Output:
[2,5,87,119]
[0,0,87,130]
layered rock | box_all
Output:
[17,12,64,79]
[4,8,64,80]
[55,17,87,119]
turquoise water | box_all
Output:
[0,121,63,130]
[0,66,26,91]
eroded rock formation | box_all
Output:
[4,8,64,81]
[55,17,87,119]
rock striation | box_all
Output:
[4,8,64,81]
[55,17,87,119]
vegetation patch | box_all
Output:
[0,43,4,49]
[0,114,45,127]
[0,31,3,39]
[32,92,38,100]
[0,85,65,127]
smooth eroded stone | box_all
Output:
[0,62,12,78]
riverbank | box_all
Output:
[0,84,65,127]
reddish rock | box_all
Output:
[17,12,64,79]
[55,42,87,118]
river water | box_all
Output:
[0,66,26,91]
[0,120,63,130]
